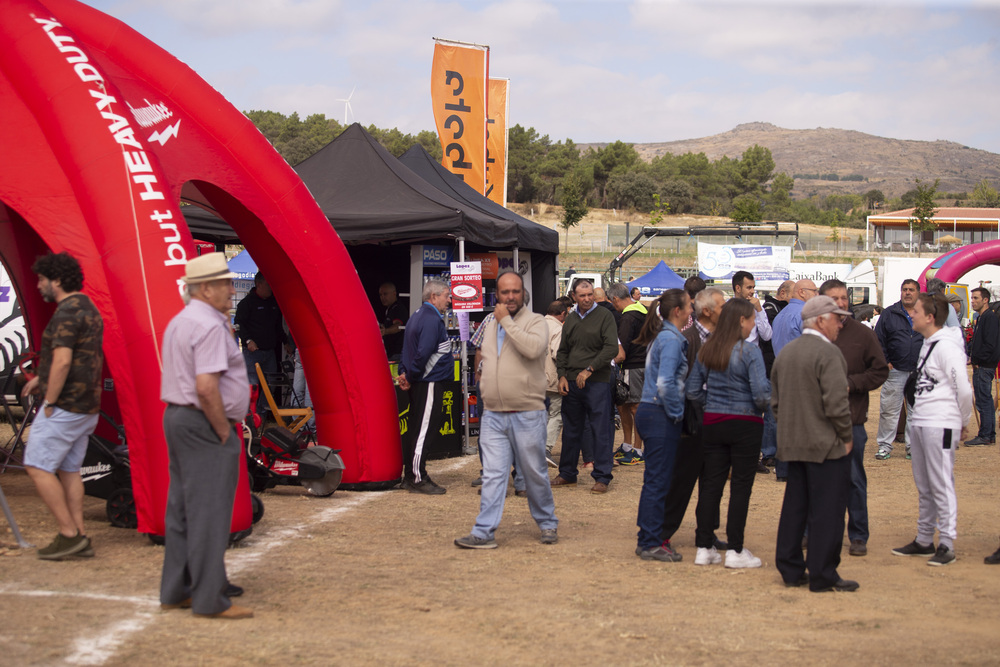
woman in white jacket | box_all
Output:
[891,292,973,566]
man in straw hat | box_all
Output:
[159,253,253,619]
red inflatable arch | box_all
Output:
[0,0,401,535]
[919,240,1000,290]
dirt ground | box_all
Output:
[1,389,999,667]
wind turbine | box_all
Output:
[338,86,355,125]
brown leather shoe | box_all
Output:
[194,604,254,619]
[550,476,576,487]
[160,598,192,610]
[849,539,867,556]
[591,482,609,494]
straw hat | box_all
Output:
[182,252,238,284]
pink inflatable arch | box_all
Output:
[919,240,1000,290]
[0,0,401,535]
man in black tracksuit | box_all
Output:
[966,286,1000,446]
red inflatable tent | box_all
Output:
[0,0,401,535]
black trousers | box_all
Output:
[403,381,443,483]
[694,419,762,551]
[775,455,851,591]
[660,433,703,542]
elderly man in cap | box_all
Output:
[772,295,858,593]
[159,253,253,619]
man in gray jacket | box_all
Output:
[455,271,558,549]
[772,296,858,592]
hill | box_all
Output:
[579,122,1000,200]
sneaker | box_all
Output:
[694,546,722,565]
[618,449,644,466]
[875,447,891,461]
[613,445,627,460]
[403,479,446,495]
[454,534,498,549]
[470,476,483,487]
[638,543,683,562]
[928,544,956,566]
[539,529,558,545]
[545,456,558,469]
[891,539,935,557]
[725,547,763,569]
[37,532,89,560]
[985,544,1000,565]
[906,450,911,460]
[964,436,993,446]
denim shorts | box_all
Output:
[24,407,100,474]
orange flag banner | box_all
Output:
[486,77,509,206]
[431,40,488,194]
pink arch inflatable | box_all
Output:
[919,240,1000,290]
[0,0,400,535]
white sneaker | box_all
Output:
[694,546,722,565]
[725,547,762,569]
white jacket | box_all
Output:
[910,326,973,431]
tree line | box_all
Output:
[245,111,1000,231]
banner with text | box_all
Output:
[450,261,484,311]
[486,77,508,206]
[697,242,791,283]
[431,40,488,194]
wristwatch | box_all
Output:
[585,366,594,373]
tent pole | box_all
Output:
[458,237,474,455]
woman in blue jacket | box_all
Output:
[686,298,771,569]
[633,289,692,561]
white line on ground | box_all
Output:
[28,453,477,665]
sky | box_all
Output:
[88,0,1000,154]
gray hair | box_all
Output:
[694,287,724,316]
[422,279,449,301]
[926,277,946,294]
[606,282,630,301]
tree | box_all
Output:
[605,171,658,211]
[730,194,763,223]
[862,189,885,210]
[733,144,775,196]
[649,193,669,226]
[970,179,1000,207]
[559,174,589,252]
[909,178,940,256]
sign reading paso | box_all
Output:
[698,242,791,282]
[450,261,483,311]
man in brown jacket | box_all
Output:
[455,271,558,549]
[820,279,888,557]
[772,296,858,592]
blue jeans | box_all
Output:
[558,381,614,484]
[847,424,869,542]
[471,410,557,540]
[245,348,278,414]
[973,367,995,440]
[876,368,910,452]
[292,350,316,431]
[761,405,777,459]
[634,403,682,550]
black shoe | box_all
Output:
[756,461,771,474]
[784,573,809,588]
[985,545,1000,565]
[471,476,483,487]
[403,479,446,495]
[892,539,935,557]
[813,579,859,593]
[713,537,729,552]
[776,476,788,482]
[226,583,244,598]
[761,456,776,467]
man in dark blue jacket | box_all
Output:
[966,287,999,446]
[873,279,924,460]
[396,279,453,494]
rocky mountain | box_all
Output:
[582,122,1000,200]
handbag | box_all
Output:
[613,366,630,405]
[904,341,938,407]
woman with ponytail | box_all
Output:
[633,289,692,561]
[685,297,771,569]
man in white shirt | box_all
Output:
[731,271,772,345]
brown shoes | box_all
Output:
[550,476,576,487]
[160,598,192,610]
[591,482,609,494]
[849,539,867,556]
[193,604,254,620]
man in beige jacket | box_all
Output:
[455,271,559,549]
[544,300,568,467]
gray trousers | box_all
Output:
[160,405,239,615]
[909,425,958,549]
[545,392,562,456]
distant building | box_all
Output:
[866,207,1000,252]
